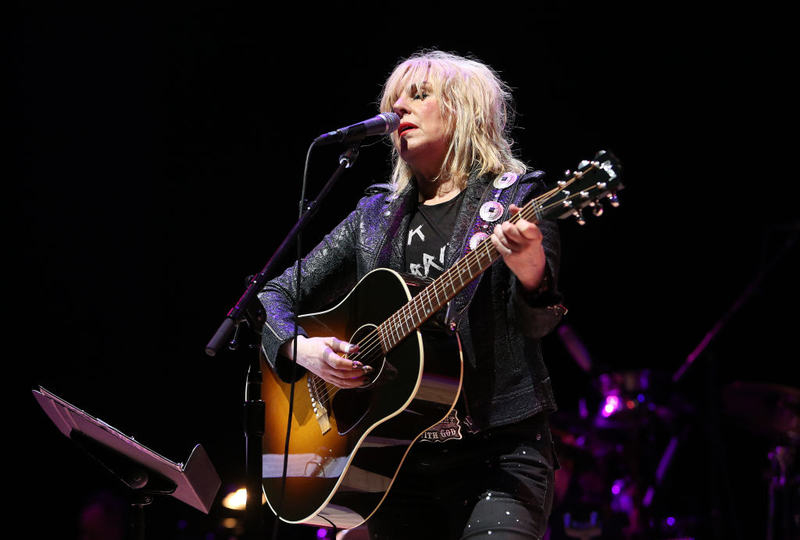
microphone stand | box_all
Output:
[205,142,362,540]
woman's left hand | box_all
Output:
[491,204,547,292]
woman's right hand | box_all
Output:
[280,335,370,389]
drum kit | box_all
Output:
[546,326,799,540]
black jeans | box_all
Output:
[366,414,557,539]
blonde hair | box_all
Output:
[379,50,527,192]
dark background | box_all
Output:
[10,5,797,539]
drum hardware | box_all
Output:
[722,381,799,540]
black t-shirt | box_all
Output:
[405,190,477,442]
[405,191,466,280]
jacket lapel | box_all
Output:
[374,184,416,271]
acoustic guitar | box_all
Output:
[260,150,623,529]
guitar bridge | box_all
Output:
[314,407,331,434]
[308,377,332,435]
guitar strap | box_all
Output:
[447,171,526,324]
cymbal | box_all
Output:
[721,381,800,442]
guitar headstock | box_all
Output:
[539,150,623,225]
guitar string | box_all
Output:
[308,165,611,401]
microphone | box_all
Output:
[313,112,401,146]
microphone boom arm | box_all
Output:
[204,143,360,357]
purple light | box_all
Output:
[611,479,624,496]
[317,528,328,538]
[602,395,620,417]
[666,516,676,526]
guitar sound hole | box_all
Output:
[332,324,386,435]
[350,323,387,386]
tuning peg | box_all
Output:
[572,209,586,226]
[608,192,620,207]
[589,201,604,217]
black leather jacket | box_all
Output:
[258,171,566,431]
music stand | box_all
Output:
[33,386,222,539]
